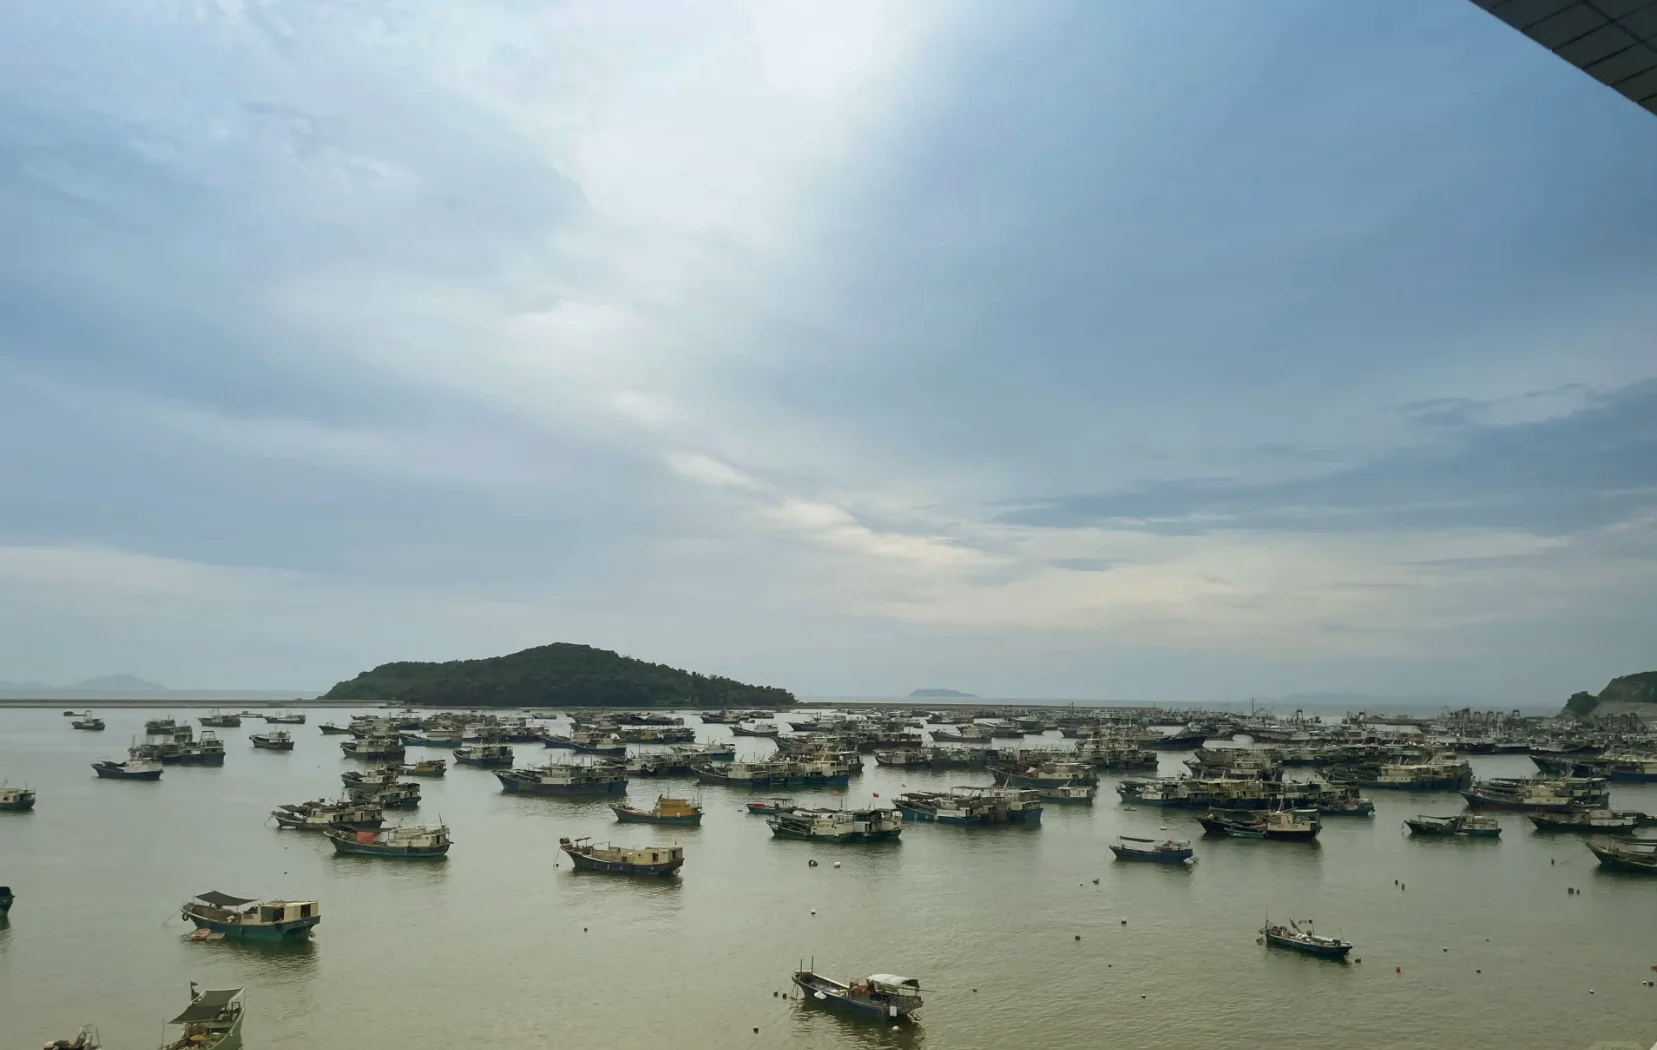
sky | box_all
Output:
[0,0,1654,704]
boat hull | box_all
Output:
[769,827,901,842]
[1264,932,1352,958]
[792,973,920,1022]
[92,763,163,780]
[1588,844,1657,874]
[329,839,450,858]
[694,769,851,789]
[1461,792,1584,813]
[453,754,514,768]
[251,739,294,751]
[0,797,36,812]
[495,774,627,796]
[611,807,702,825]
[1110,845,1193,863]
[186,914,321,939]
[563,851,684,875]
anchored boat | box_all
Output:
[262,712,306,724]
[249,730,294,751]
[894,786,1043,825]
[1,784,36,811]
[558,836,685,875]
[1587,837,1657,874]
[326,824,452,858]
[793,971,923,1023]
[271,799,384,831]
[92,757,164,781]
[496,763,628,797]
[1261,920,1352,959]
[1,884,12,913]
[769,807,903,842]
[1405,814,1501,838]
[198,711,242,728]
[1527,809,1649,833]
[693,759,851,790]
[346,782,421,809]
[1111,835,1195,864]
[318,722,352,735]
[341,737,406,760]
[71,717,105,731]
[160,985,243,1050]
[1038,783,1097,804]
[404,758,447,777]
[181,891,320,939]
[453,743,515,768]
[1461,776,1610,813]
[612,796,704,825]
[43,1024,99,1050]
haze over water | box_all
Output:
[2,706,1655,1050]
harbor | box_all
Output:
[2,703,1657,1050]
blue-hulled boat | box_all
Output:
[325,824,451,858]
[1261,920,1352,958]
[181,891,321,939]
[793,971,923,1023]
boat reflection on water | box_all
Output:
[787,992,928,1049]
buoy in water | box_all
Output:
[1075,935,1081,941]
[833,862,840,868]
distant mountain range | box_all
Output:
[0,674,304,700]
[908,688,977,699]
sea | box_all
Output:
[1,706,1654,1050]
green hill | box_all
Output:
[320,643,795,709]
[1562,671,1657,718]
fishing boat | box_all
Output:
[341,766,403,788]
[160,985,243,1050]
[262,712,306,724]
[400,730,463,747]
[746,797,796,814]
[341,737,406,760]
[318,722,352,735]
[1260,920,1353,959]
[198,712,242,728]
[0,785,36,811]
[249,730,294,751]
[1038,783,1097,804]
[1199,808,1321,840]
[453,743,515,768]
[1145,725,1211,750]
[989,758,1099,789]
[1527,809,1649,833]
[270,799,384,831]
[326,824,452,858]
[181,891,321,939]
[144,717,179,735]
[1586,837,1657,874]
[731,722,782,737]
[495,763,628,797]
[558,836,685,875]
[894,787,1043,824]
[71,717,105,731]
[769,807,903,842]
[1111,835,1195,864]
[346,782,421,809]
[612,795,704,825]
[92,757,164,781]
[541,730,627,757]
[404,758,447,777]
[693,759,851,790]
[1461,776,1610,813]
[792,970,923,1022]
[1,884,12,913]
[1405,814,1501,838]
[135,732,227,766]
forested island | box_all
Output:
[1562,671,1657,718]
[320,643,795,709]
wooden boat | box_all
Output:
[496,764,628,797]
[1527,809,1648,833]
[270,799,384,831]
[792,971,923,1022]
[181,891,320,939]
[317,722,352,735]
[769,807,903,842]
[0,785,36,811]
[612,795,704,825]
[160,985,243,1050]
[404,759,447,777]
[92,757,164,781]
[341,737,406,760]
[198,711,242,728]
[249,731,294,751]
[71,717,105,731]
[1405,814,1501,837]
[1261,920,1352,959]
[1110,835,1195,864]
[746,797,796,814]
[453,743,515,768]
[1586,837,1657,874]
[262,712,306,724]
[326,824,452,858]
[559,836,685,875]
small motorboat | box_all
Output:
[249,731,295,751]
[326,824,452,858]
[1110,835,1195,864]
[611,796,704,825]
[745,797,797,814]
[92,757,164,781]
[181,891,320,939]
[1260,920,1352,959]
[160,985,243,1050]
[71,718,106,731]
[792,970,923,1022]
[559,836,684,875]
[1405,814,1501,838]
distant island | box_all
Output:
[908,688,977,699]
[320,642,796,709]
[1562,671,1657,718]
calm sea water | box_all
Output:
[2,707,1654,1050]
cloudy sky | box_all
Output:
[1,0,1653,703]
